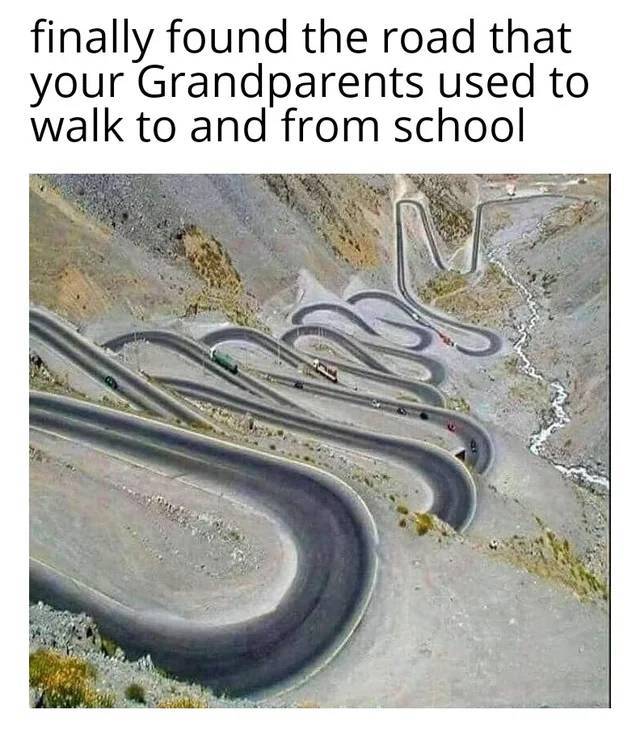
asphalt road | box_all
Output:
[281,323,446,385]
[291,301,434,351]
[198,324,445,405]
[30,391,378,696]
[245,371,493,475]
[30,306,480,695]
[30,307,211,425]
[103,328,303,412]
[159,375,483,505]
[348,195,584,358]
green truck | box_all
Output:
[210,348,238,374]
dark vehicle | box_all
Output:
[397,406,407,416]
[105,375,118,390]
[294,381,304,389]
[419,411,429,421]
[470,439,478,454]
[447,421,457,433]
[210,348,239,375]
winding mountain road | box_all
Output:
[30,391,378,696]
[29,188,597,698]
[30,304,483,695]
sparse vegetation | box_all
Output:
[29,353,88,401]
[29,649,114,708]
[29,445,45,462]
[100,636,119,658]
[395,505,450,538]
[537,201,597,244]
[179,225,265,330]
[158,695,206,708]
[419,272,467,303]
[407,175,472,246]
[125,682,146,704]
[413,512,436,536]
[492,517,608,601]
[261,174,383,268]
[447,396,471,413]
[420,263,518,329]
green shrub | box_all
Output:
[414,512,435,536]
[125,682,146,704]
[100,636,119,658]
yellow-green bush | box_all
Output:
[158,695,206,708]
[29,649,114,708]
[414,512,436,536]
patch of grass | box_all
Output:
[180,225,265,331]
[158,696,206,708]
[125,682,146,704]
[29,445,45,462]
[419,272,467,303]
[447,396,470,413]
[29,649,114,708]
[100,636,119,658]
[420,261,518,328]
[494,517,608,601]
[413,512,436,536]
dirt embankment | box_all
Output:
[29,177,204,323]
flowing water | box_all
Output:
[487,227,609,494]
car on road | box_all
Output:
[447,421,457,433]
[104,375,118,390]
[294,381,304,389]
[419,411,429,421]
[470,439,477,454]
[397,406,407,415]
[411,312,421,322]
[371,399,381,408]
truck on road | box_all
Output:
[210,347,239,374]
[312,358,338,383]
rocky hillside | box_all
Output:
[32,174,480,326]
